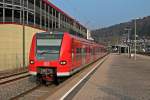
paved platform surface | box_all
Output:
[73,54,150,100]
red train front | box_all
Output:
[28,31,107,85]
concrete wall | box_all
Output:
[0,24,44,71]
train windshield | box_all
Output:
[36,32,63,61]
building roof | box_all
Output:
[43,0,73,20]
[43,0,86,30]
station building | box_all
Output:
[0,0,87,71]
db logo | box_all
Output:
[44,62,49,66]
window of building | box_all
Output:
[49,6,52,15]
[56,22,59,28]
[56,11,59,18]
[28,12,34,24]
[14,0,20,5]
[53,21,56,28]
[49,20,52,28]
[23,11,27,24]
[46,4,48,13]
[5,8,12,22]
[42,1,45,10]
[35,13,40,26]
[42,16,45,27]
[35,0,40,8]
[0,8,3,22]
[24,0,27,7]
[14,10,20,23]
[14,10,20,19]
[5,0,12,4]
[60,14,62,20]
[28,0,34,10]
[63,16,65,21]
[0,3,3,8]
[28,0,34,4]
[53,9,56,17]
[46,18,48,28]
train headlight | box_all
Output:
[30,60,34,64]
[60,60,67,65]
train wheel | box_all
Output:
[36,74,43,84]
[53,69,59,85]
[53,75,59,85]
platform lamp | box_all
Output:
[134,17,141,60]
[124,28,131,58]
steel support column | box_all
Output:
[3,0,5,23]
[12,0,14,22]
[54,10,57,29]
[27,0,28,24]
[52,8,53,29]
[22,0,25,67]
[44,3,46,30]
[40,0,42,28]
[48,6,50,30]
[20,0,22,23]
[58,12,61,28]
[134,19,137,60]
[34,0,35,26]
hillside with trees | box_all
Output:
[92,16,150,45]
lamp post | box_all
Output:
[134,18,140,60]
[124,28,131,58]
[134,19,136,60]
[22,1,25,67]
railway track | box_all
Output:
[138,52,150,56]
[11,56,108,100]
[11,84,41,100]
[0,71,30,85]
[11,78,66,99]
[0,70,28,80]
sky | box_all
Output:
[50,0,150,29]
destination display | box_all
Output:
[36,32,63,39]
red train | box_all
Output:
[28,31,107,85]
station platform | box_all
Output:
[72,54,150,100]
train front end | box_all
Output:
[28,32,70,84]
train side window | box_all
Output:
[81,48,86,55]
[76,48,81,54]
[92,49,94,55]
[90,48,92,54]
[76,48,81,60]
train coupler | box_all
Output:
[37,67,59,85]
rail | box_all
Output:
[0,72,29,85]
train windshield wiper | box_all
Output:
[37,50,59,54]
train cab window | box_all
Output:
[36,32,63,61]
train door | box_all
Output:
[81,46,86,65]
[86,46,90,64]
[71,39,81,69]
[71,47,75,66]
[71,39,76,70]
[90,46,93,62]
